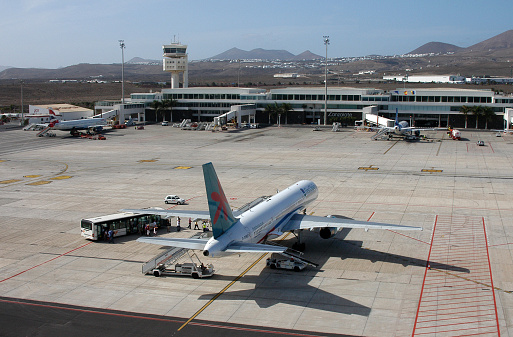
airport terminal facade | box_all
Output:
[99,86,513,129]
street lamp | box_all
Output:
[20,80,24,126]
[119,40,125,104]
[323,35,330,126]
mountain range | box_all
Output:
[2,30,513,81]
[208,48,323,60]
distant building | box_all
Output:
[28,104,94,121]
[383,74,465,84]
[274,73,299,79]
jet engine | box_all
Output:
[319,227,338,239]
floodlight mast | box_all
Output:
[323,35,330,126]
[119,40,125,104]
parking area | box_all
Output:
[0,125,512,336]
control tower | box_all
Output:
[163,41,188,88]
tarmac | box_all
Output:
[0,123,511,336]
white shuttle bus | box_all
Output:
[81,212,162,241]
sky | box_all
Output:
[2,0,513,69]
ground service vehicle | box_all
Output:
[164,195,185,204]
[152,262,214,278]
[477,140,485,146]
[81,212,161,240]
[266,253,307,272]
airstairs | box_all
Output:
[371,127,389,140]
[142,232,211,275]
[36,126,53,137]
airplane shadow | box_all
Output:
[199,226,468,316]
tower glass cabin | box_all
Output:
[163,42,188,88]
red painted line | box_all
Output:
[0,241,93,283]
[417,303,497,314]
[0,298,330,337]
[466,143,469,152]
[366,212,375,221]
[489,141,495,153]
[414,325,497,336]
[415,318,497,330]
[482,217,501,336]
[418,308,496,319]
[412,215,437,336]
[386,230,430,245]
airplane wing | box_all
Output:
[121,208,211,219]
[225,242,288,254]
[282,214,422,232]
[136,237,209,250]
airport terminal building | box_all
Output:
[95,86,513,129]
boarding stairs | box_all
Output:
[36,126,53,137]
[332,122,340,132]
[371,127,389,140]
[141,232,211,275]
[174,119,190,128]
[205,123,214,131]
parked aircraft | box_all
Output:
[386,108,434,137]
[46,110,107,132]
[123,163,422,256]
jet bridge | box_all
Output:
[214,104,256,128]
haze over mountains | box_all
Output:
[2,30,513,81]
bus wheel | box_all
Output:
[192,273,199,279]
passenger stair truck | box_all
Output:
[142,232,214,279]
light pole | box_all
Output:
[20,80,24,126]
[119,40,125,104]
[323,35,330,126]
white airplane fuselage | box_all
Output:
[51,118,106,131]
[203,180,318,257]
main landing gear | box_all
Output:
[291,229,305,252]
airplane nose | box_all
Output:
[203,250,209,256]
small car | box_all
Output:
[164,195,185,204]
[162,121,169,126]
[477,140,485,146]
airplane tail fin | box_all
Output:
[203,162,237,239]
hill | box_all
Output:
[208,48,321,60]
[464,30,513,52]
[408,42,463,55]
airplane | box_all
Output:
[372,108,437,140]
[46,109,107,132]
[33,109,107,135]
[122,162,422,257]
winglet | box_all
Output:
[203,162,237,239]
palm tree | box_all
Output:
[459,105,471,129]
[472,106,483,129]
[280,103,292,125]
[161,99,177,123]
[481,106,495,129]
[150,100,163,122]
[264,104,277,124]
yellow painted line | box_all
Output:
[50,175,72,180]
[178,232,292,331]
[174,166,192,170]
[358,166,379,171]
[27,181,52,185]
[0,179,22,184]
[23,175,42,178]
[421,169,443,173]
[0,160,5,163]
[138,159,158,163]
[383,140,400,154]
